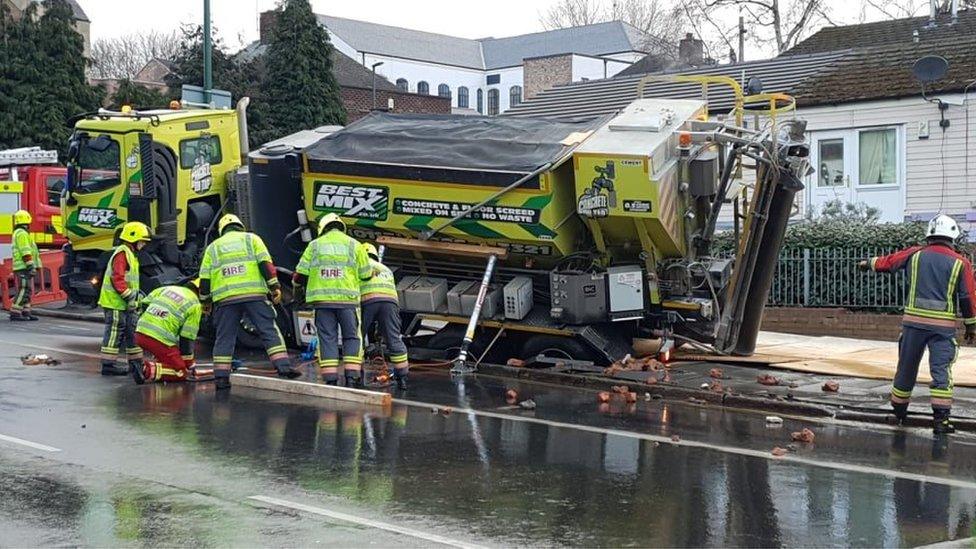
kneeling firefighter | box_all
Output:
[293,214,372,386]
[99,221,152,376]
[199,214,300,390]
[133,279,205,384]
[360,242,410,390]
[9,210,40,321]
[860,214,976,434]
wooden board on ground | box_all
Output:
[675,332,976,387]
[231,374,392,407]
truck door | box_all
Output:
[62,134,127,251]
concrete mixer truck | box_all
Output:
[236,76,811,368]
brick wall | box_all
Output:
[523,54,573,100]
[341,86,451,122]
[761,307,974,345]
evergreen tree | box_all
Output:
[110,80,171,110]
[261,0,345,139]
[0,0,102,156]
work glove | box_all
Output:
[293,285,306,305]
[966,324,976,344]
[269,285,283,305]
[857,260,871,272]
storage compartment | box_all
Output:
[550,271,608,324]
[399,276,448,312]
[504,276,534,320]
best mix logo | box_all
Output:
[77,207,118,228]
[313,182,388,220]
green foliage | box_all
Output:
[0,0,103,157]
[109,80,171,110]
[259,0,345,142]
[815,199,880,223]
[713,219,929,255]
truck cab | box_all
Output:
[0,164,67,248]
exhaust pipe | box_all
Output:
[236,97,250,159]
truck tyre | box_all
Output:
[425,324,485,361]
[520,335,599,363]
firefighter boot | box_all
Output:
[214,370,231,391]
[891,402,909,425]
[101,361,129,376]
[273,359,302,380]
[9,313,28,322]
[130,359,147,385]
[394,369,408,391]
[345,374,363,389]
[933,409,955,435]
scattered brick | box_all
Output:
[822,381,840,392]
[757,374,781,386]
[791,428,816,443]
[771,447,789,457]
[708,367,724,379]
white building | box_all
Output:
[257,11,650,115]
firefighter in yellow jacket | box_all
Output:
[99,221,151,376]
[9,210,40,321]
[359,242,410,390]
[293,214,372,386]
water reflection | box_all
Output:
[114,381,976,547]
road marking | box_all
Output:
[392,396,976,491]
[0,433,61,452]
[248,495,487,549]
[0,338,104,361]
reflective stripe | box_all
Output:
[11,228,40,271]
[947,259,962,316]
[905,254,965,321]
[201,232,271,303]
[298,230,371,305]
[891,386,913,398]
[135,286,201,346]
[98,246,139,310]
[360,260,398,301]
[908,253,920,310]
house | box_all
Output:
[507,10,976,230]
[2,0,89,56]
[255,11,652,115]
[89,58,175,101]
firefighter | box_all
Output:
[132,280,203,385]
[293,214,372,387]
[200,214,300,390]
[859,214,976,434]
[359,242,409,390]
[99,221,151,376]
[9,209,40,321]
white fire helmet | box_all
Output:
[927,214,960,241]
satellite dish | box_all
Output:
[912,55,949,83]
[745,76,764,95]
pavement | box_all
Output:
[2,317,976,546]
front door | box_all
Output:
[807,127,905,223]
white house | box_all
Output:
[506,9,976,232]
[257,11,650,115]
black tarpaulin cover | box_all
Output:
[304,112,596,175]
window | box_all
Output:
[509,85,522,107]
[487,88,499,115]
[859,129,897,185]
[46,175,65,206]
[396,78,408,92]
[179,136,222,170]
[76,135,121,194]
[486,74,500,85]
[417,81,429,95]
[477,89,484,114]
[438,84,451,99]
[817,138,845,187]
[457,87,469,109]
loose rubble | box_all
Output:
[20,354,60,366]
[757,374,781,386]
[822,381,840,392]
[791,428,816,443]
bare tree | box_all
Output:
[89,30,181,80]
[681,0,834,57]
[540,0,686,56]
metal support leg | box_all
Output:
[451,254,498,374]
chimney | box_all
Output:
[259,10,278,44]
[678,33,704,67]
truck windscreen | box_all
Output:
[76,137,121,193]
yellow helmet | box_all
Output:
[318,213,345,235]
[186,277,202,292]
[360,242,379,260]
[218,213,244,235]
[119,221,152,243]
[13,210,31,226]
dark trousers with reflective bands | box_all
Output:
[891,325,957,412]
[101,308,141,364]
[212,298,289,373]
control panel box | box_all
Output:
[504,276,534,320]
[549,272,608,324]
[448,280,501,319]
[399,276,448,312]
[606,266,644,320]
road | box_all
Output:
[0,318,974,547]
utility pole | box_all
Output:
[371,61,384,110]
[738,10,746,63]
[203,0,213,103]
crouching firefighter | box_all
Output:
[859,214,976,434]
[9,210,40,321]
[293,214,372,386]
[199,214,300,390]
[360,243,410,390]
[99,221,152,376]
[132,280,204,384]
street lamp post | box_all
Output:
[371,61,385,110]
[203,0,212,103]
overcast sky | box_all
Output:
[76,0,911,54]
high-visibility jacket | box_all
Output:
[136,286,202,347]
[361,259,398,304]
[98,245,139,310]
[871,242,976,331]
[296,229,371,306]
[11,226,40,271]
[200,231,274,303]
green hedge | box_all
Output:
[712,220,930,255]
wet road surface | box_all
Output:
[0,318,975,547]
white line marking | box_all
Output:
[248,495,488,549]
[0,338,103,361]
[0,433,61,452]
[391,396,976,491]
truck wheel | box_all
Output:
[520,335,599,363]
[425,325,485,361]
